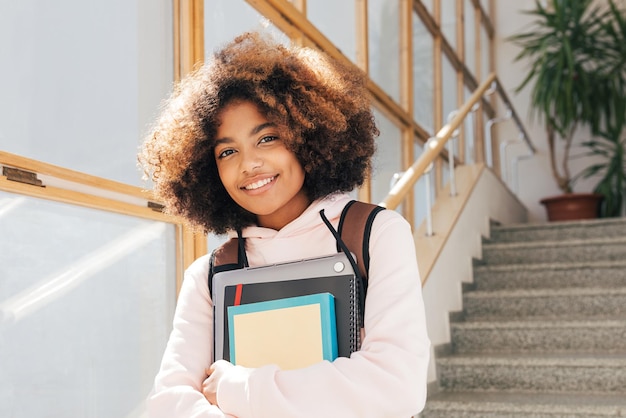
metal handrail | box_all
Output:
[493,76,536,154]
[379,72,536,235]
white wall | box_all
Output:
[494,0,603,222]
[422,167,528,383]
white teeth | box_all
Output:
[243,176,275,190]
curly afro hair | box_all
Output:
[138,31,378,234]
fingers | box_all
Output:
[202,360,234,406]
[202,373,218,405]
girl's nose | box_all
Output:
[241,150,263,174]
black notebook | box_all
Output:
[212,252,362,364]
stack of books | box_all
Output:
[212,252,362,370]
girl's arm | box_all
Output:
[147,255,231,418]
[215,210,431,418]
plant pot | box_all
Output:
[540,193,604,222]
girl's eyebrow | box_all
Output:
[215,122,277,145]
[250,122,277,136]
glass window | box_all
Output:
[483,110,491,165]
[420,0,434,16]
[0,0,173,187]
[481,25,491,82]
[371,107,402,206]
[307,0,357,63]
[442,156,451,190]
[421,0,434,15]
[442,57,458,157]
[441,0,456,51]
[368,0,401,103]
[204,0,289,56]
[413,13,434,136]
[0,191,177,417]
[464,87,476,164]
[412,142,430,228]
[464,0,476,74]
[480,0,490,16]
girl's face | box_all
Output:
[214,100,310,230]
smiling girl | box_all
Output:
[139,32,430,418]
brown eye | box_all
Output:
[259,135,278,144]
[217,149,236,159]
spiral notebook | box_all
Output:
[212,252,362,365]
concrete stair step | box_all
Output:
[480,236,626,265]
[421,391,626,417]
[450,319,626,354]
[427,218,626,417]
[472,260,626,291]
[488,217,626,243]
[436,353,626,394]
[463,287,626,319]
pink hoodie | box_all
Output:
[147,193,430,417]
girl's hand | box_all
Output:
[202,360,235,406]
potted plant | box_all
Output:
[582,3,626,217]
[509,0,625,221]
[577,121,626,218]
[575,1,626,218]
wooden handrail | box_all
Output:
[379,72,497,210]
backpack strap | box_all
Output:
[208,230,248,296]
[207,201,385,298]
[336,200,385,296]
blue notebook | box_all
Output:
[227,293,338,370]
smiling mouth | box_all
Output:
[242,176,276,190]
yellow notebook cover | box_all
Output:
[227,293,337,370]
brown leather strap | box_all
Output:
[213,237,239,266]
[338,201,385,282]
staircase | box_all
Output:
[421,218,626,417]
